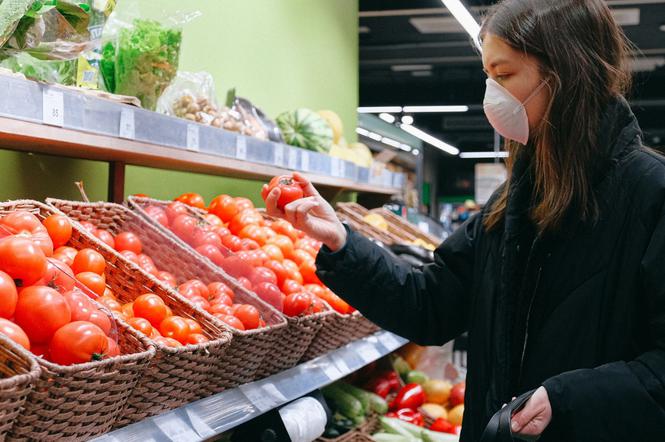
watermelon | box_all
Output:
[276,108,333,153]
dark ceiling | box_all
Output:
[359,0,665,154]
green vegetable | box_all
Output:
[380,416,416,438]
[112,19,182,110]
[393,356,411,379]
[276,108,333,153]
[100,40,116,92]
[350,413,366,426]
[0,52,76,85]
[322,384,364,418]
[372,433,419,442]
[421,430,458,442]
[323,426,341,438]
[337,383,370,414]
[337,382,389,414]
[332,412,355,430]
[0,0,36,46]
[406,371,429,385]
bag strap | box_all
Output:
[480,389,537,442]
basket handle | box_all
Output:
[480,389,536,442]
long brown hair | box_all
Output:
[481,0,633,233]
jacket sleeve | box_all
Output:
[315,214,479,346]
[542,203,665,441]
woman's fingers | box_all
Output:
[284,197,319,228]
[264,187,285,218]
[292,172,321,198]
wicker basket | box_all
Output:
[5,200,236,427]
[369,208,440,247]
[127,196,332,376]
[0,335,40,441]
[301,312,380,362]
[47,198,290,385]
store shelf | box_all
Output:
[0,75,404,202]
[92,331,407,442]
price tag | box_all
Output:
[42,89,64,127]
[240,382,286,413]
[322,356,343,381]
[186,124,199,151]
[331,158,341,177]
[333,356,351,374]
[273,144,284,166]
[288,148,298,170]
[119,109,135,140]
[236,136,247,160]
[357,342,381,364]
[301,151,310,172]
[380,332,402,350]
[339,160,347,178]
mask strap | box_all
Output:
[522,79,548,106]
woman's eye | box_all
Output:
[496,74,509,81]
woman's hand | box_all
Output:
[511,386,552,439]
[263,173,347,252]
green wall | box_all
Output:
[0,0,359,205]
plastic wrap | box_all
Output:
[0,51,76,85]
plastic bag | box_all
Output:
[75,0,117,89]
[157,71,221,125]
[100,4,200,109]
[0,51,76,85]
[1,0,94,61]
[230,93,282,142]
[0,0,35,47]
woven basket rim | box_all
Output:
[0,334,41,388]
[47,197,286,340]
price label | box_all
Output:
[331,158,341,177]
[273,144,284,166]
[334,356,351,374]
[236,136,247,160]
[322,356,343,381]
[42,89,64,127]
[240,382,286,413]
[119,109,135,140]
[357,342,381,364]
[186,124,199,151]
[380,332,402,350]
[301,151,310,172]
[288,148,298,170]
[339,160,347,178]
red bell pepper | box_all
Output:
[385,408,424,426]
[365,371,401,398]
[430,418,456,434]
[389,383,425,411]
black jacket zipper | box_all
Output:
[517,264,543,387]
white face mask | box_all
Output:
[483,78,548,145]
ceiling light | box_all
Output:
[400,124,459,155]
[359,26,371,34]
[412,149,420,156]
[441,0,481,51]
[660,24,665,32]
[459,151,509,159]
[368,132,382,141]
[358,106,403,113]
[400,143,413,152]
[391,64,433,72]
[411,71,433,77]
[402,105,469,113]
[381,137,402,148]
[356,127,370,136]
[379,113,396,123]
[401,115,414,125]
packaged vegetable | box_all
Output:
[0,51,76,85]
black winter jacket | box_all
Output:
[316,98,665,441]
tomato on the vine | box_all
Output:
[261,175,304,210]
[42,214,72,249]
[175,193,206,210]
[0,318,30,350]
[14,286,71,344]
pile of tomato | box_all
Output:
[141,191,353,317]
[74,221,266,334]
[0,211,120,365]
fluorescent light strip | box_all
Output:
[401,115,414,125]
[459,151,509,159]
[400,124,460,155]
[402,105,469,113]
[381,137,402,148]
[358,106,403,113]
[441,0,482,51]
[379,113,396,123]
[355,127,370,136]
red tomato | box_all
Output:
[189,296,211,312]
[209,296,233,312]
[179,280,209,299]
[228,210,263,235]
[250,266,278,286]
[78,221,96,232]
[72,248,106,275]
[88,309,112,336]
[42,214,72,249]
[262,244,284,262]
[267,235,295,260]
[121,302,134,318]
[0,211,53,256]
[119,250,139,265]
[14,286,71,344]
[210,304,234,316]
[299,260,321,285]
[203,214,223,228]
[234,304,260,330]
[221,234,243,252]
[264,260,289,286]
[106,337,121,357]
[272,219,299,242]
[261,175,304,210]
[254,249,270,265]
[137,254,158,276]
[49,321,109,365]
[62,289,94,321]
[170,214,198,243]
[216,226,231,238]
[114,232,142,255]
[0,318,30,350]
[192,228,222,249]
[186,333,209,345]
[281,279,304,295]
[156,271,178,287]
[144,205,169,227]
[282,259,303,285]
[154,336,182,348]
[237,277,252,291]
[0,271,18,319]
[304,284,326,298]
[127,317,154,336]
[30,343,48,357]
[92,228,115,249]
[53,246,78,267]
[195,244,225,266]
[133,294,169,327]
[240,238,260,251]
[238,224,268,246]
[165,201,189,224]
[75,272,106,297]
[254,282,284,312]
[214,314,245,331]
[98,296,122,313]
[298,244,319,259]
[208,282,234,301]
[175,193,206,209]
[208,195,239,223]
[159,316,191,344]
[283,292,313,317]
[184,318,203,335]
[449,382,466,407]
[290,249,314,267]
[260,227,277,242]
[310,297,327,313]
[0,237,48,287]
[234,197,255,213]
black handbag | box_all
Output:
[480,389,537,442]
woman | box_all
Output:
[265,0,665,440]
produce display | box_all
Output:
[321,381,389,438]
[276,108,334,153]
[0,211,120,365]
